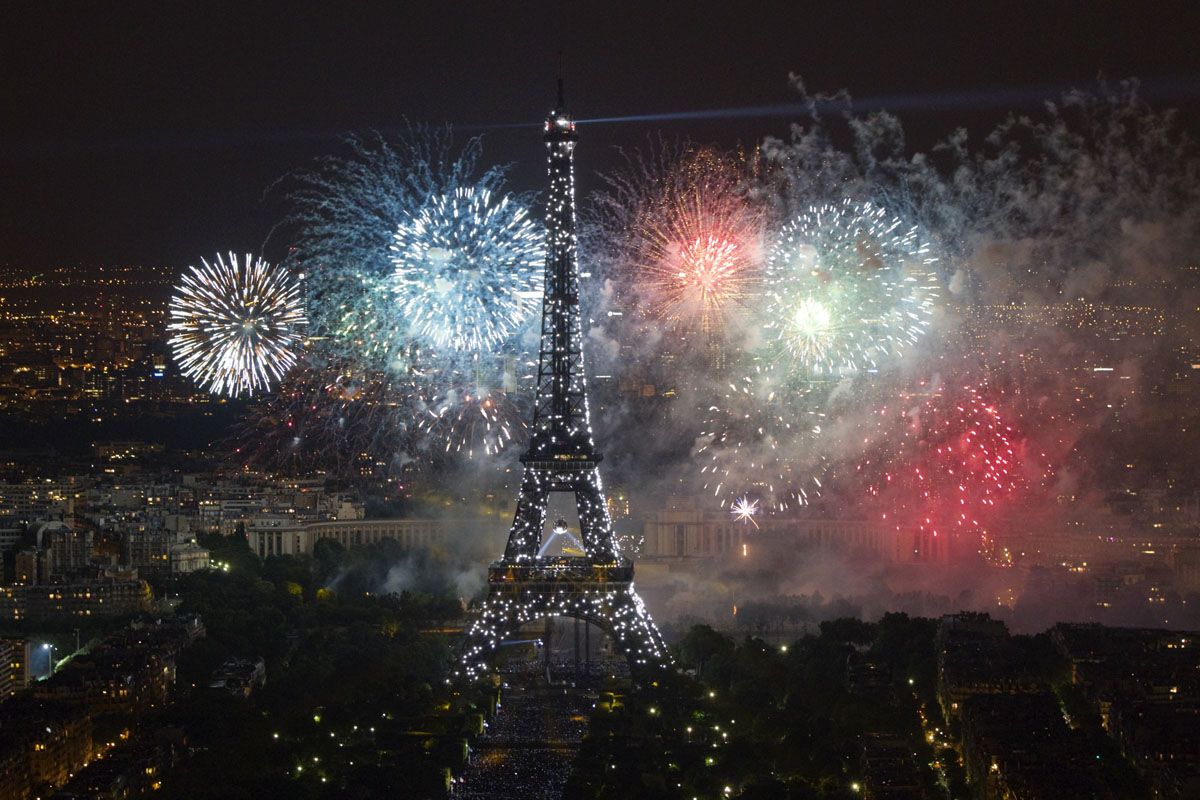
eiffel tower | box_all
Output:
[456,82,669,682]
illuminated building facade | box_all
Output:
[0,576,151,621]
[0,636,31,696]
[641,500,948,563]
[247,517,469,558]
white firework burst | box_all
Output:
[730,495,761,528]
[168,252,306,397]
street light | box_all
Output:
[42,643,55,679]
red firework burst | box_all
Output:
[857,385,1032,556]
[599,145,761,335]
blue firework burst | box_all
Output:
[390,187,543,353]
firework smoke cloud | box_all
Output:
[235,76,1200,559]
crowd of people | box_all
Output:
[452,652,620,798]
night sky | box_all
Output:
[4,1,1200,269]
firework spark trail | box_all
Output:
[332,273,414,369]
[391,186,543,352]
[418,387,525,458]
[697,364,826,512]
[236,345,536,474]
[764,198,939,376]
[232,355,427,479]
[413,353,535,460]
[168,252,306,397]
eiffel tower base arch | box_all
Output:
[456,569,669,684]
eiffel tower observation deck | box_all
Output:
[455,83,669,683]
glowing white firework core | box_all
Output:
[765,199,939,375]
[790,297,834,340]
[730,495,761,528]
[168,252,306,397]
[390,186,543,352]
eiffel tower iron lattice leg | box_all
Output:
[503,466,619,562]
[454,80,669,684]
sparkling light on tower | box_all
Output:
[168,252,306,397]
[455,79,668,684]
[764,199,939,375]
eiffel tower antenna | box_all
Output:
[454,79,669,684]
[556,50,565,108]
